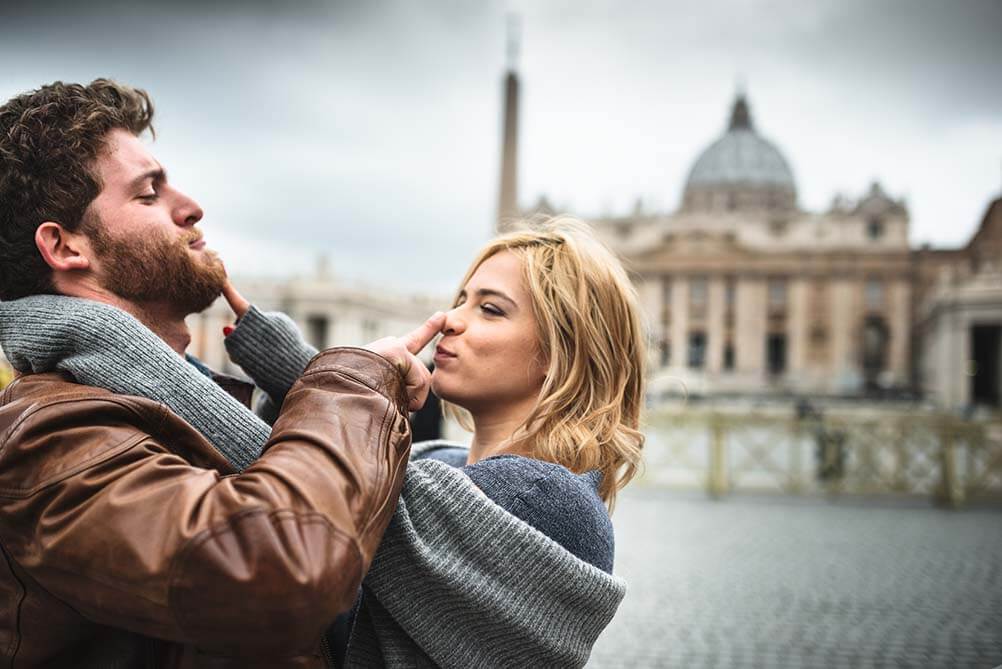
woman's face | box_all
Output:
[432,250,547,412]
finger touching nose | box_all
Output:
[403,312,446,355]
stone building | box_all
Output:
[497,59,1000,407]
[914,198,1002,409]
[588,94,914,398]
[185,261,444,377]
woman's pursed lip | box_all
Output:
[435,345,456,357]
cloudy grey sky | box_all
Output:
[2,0,1000,295]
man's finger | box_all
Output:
[403,312,446,355]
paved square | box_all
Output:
[590,489,1002,668]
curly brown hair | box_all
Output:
[0,79,154,300]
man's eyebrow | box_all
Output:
[128,168,166,190]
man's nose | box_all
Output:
[173,190,203,227]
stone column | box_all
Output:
[670,277,689,370]
[950,310,971,407]
[635,276,662,368]
[735,277,766,377]
[707,276,726,373]
[829,278,859,392]
[787,277,810,381]
[887,279,911,385]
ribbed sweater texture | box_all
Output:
[345,455,626,668]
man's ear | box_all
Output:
[35,222,91,272]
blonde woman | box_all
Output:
[427,218,645,509]
[216,218,647,667]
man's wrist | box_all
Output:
[301,348,410,412]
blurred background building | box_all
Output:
[497,57,1002,411]
[0,6,999,417]
[184,258,445,377]
[1,59,1000,415]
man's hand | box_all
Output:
[365,313,445,411]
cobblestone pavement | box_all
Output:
[589,489,1002,668]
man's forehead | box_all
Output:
[96,129,161,182]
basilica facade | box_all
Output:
[591,94,914,399]
[498,67,1001,407]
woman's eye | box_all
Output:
[481,303,504,316]
[138,192,157,202]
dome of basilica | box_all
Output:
[682,94,797,213]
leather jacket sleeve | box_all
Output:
[0,348,410,659]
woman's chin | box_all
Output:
[432,381,477,412]
[430,378,460,405]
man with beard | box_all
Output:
[0,80,443,667]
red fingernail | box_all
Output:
[223,325,234,336]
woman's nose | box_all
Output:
[442,308,466,335]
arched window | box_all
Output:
[867,217,884,240]
[688,332,706,369]
[861,316,889,390]
[723,343,735,371]
[865,279,884,310]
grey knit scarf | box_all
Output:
[346,444,627,669]
[0,294,268,470]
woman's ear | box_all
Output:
[533,352,550,385]
[35,222,92,272]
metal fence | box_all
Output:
[639,408,1002,508]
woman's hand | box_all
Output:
[222,280,250,321]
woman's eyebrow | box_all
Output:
[475,288,517,307]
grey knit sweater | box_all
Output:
[344,446,625,668]
[417,444,615,573]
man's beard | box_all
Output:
[85,219,227,317]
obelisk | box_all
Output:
[497,15,520,233]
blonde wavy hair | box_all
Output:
[444,217,646,509]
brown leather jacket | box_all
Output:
[0,348,412,668]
